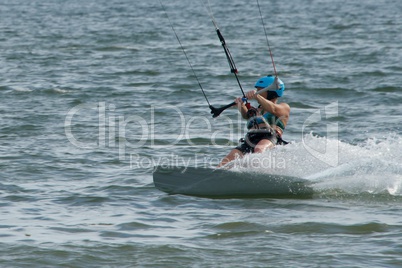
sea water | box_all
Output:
[1,0,402,267]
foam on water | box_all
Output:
[232,133,402,196]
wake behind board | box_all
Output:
[153,166,313,198]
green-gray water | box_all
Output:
[1,0,401,267]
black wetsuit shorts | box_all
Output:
[235,128,278,154]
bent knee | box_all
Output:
[254,140,274,153]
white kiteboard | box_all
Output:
[153,166,313,198]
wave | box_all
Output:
[231,133,402,197]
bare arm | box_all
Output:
[246,90,290,125]
[255,94,290,118]
[234,97,249,119]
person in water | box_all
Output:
[218,75,290,167]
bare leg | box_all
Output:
[218,148,243,167]
[218,139,274,168]
[254,139,274,154]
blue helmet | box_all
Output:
[254,75,285,97]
